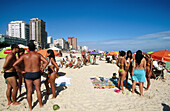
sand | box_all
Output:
[0,53,170,111]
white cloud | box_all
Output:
[136,31,170,39]
[162,37,170,39]
[78,30,170,52]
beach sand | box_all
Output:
[0,53,170,111]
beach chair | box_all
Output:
[152,63,164,80]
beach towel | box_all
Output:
[90,77,115,89]
[41,76,72,86]
[55,76,72,86]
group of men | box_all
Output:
[3,43,48,111]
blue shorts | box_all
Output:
[25,72,41,80]
[132,69,146,82]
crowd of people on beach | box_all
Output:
[1,43,100,111]
[1,43,169,110]
[115,50,167,96]
[59,50,98,69]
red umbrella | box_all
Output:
[151,50,170,62]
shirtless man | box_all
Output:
[3,44,20,105]
[145,54,153,91]
[13,43,48,111]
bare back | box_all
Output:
[117,57,126,69]
[3,52,17,72]
[23,52,41,72]
[134,58,146,69]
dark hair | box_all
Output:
[120,51,126,56]
[47,49,56,61]
[126,50,132,60]
[135,50,143,66]
[19,48,25,53]
[18,48,25,58]
[11,44,19,50]
[28,43,36,51]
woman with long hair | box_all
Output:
[125,50,133,88]
[132,50,146,96]
[145,54,153,91]
[45,50,59,99]
[17,48,25,96]
[116,51,127,92]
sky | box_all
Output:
[0,0,170,52]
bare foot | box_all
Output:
[8,101,12,105]
[145,88,149,91]
[40,104,43,108]
[29,107,32,111]
[51,97,55,99]
[12,102,20,105]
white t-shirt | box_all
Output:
[153,61,158,68]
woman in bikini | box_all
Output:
[132,50,146,96]
[45,50,59,99]
[125,50,133,88]
[145,54,153,91]
[16,48,25,96]
[116,51,127,92]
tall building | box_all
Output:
[47,36,52,44]
[68,37,77,50]
[64,41,69,50]
[7,21,29,43]
[29,18,47,48]
[53,38,65,49]
[77,45,82,51]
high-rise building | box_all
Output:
[7,21,29,43]
[29,18,47,48]
[53,38,65,49]
[77,45,82,51]
[64,41,69,50]
[68,37,77,50]
[47,36,52,44]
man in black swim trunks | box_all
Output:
[13,43,48,111]
[3,44,20,105]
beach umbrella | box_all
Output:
[114,51,119,54]
[103,51,108,56]
[147,51,154,55]
[107,52,117,56]
[37,49,59,58]
[90,51,100,55]
[0,45,29,58]
[99,51,104,54]
[151,50,170,62]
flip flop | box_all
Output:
[126,92,130,95]
[114,89,121,93]
[122,91,125,94]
